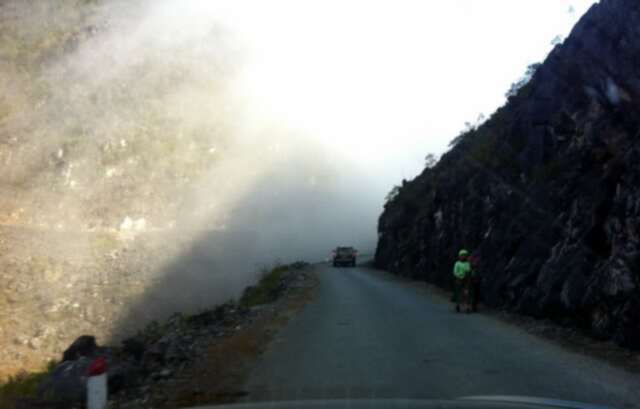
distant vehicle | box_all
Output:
[332,246,357,267]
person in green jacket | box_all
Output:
[453,249,472,313]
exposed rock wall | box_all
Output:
[376,0,640,348]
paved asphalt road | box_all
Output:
[243,265,640,408]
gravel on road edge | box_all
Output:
[127,266,320,409]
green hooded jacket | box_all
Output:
[453,260,471,279]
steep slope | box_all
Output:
[0,0,379,379]
[0,0,353,379]
[0,0,240,231]
[376,0,640,348]
[0,0,245,378]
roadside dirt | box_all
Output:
[137,268,319,408]
[490,309,640,375]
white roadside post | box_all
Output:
[87,357,108,409]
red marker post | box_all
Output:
[87,357,108,409]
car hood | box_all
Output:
[186,396,617,409]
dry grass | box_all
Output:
[239,265,289,308]
[0,361,57,409]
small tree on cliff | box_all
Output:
[448,113,486,147]
[385,185,401,204]
[506,62,541,99]
[424,153,438,169]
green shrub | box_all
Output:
[239,265,289,308]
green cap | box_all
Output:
[458,249,469,256]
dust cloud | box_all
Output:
[0,0,382,354]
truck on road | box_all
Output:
[332,247,357,267]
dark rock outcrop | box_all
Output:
[376,0,640,348]
[38,336,116,404]
[62,335,98,362]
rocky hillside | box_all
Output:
[1,0,366,381]
[1,263,315,409]
[0,0,241,231]
[376,0,640,348]
[0,0,306,379]
[0,0,232,377]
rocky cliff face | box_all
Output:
[376,0,640,348]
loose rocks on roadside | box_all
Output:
[18,263,317,409]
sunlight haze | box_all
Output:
[217,0,598,183]
[137,0,598,197]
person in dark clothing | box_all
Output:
[469,255,480,312]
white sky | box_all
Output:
[214,0,598,184]
[155,0,598,188]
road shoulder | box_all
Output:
[362,264,640,375]
[155,268,319,408]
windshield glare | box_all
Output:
[1,1,638,409]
